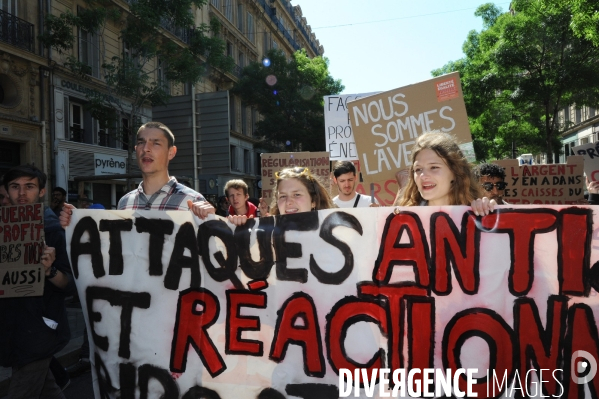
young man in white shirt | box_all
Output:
[332,161,380,208]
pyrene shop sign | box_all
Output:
[94,153,126,175]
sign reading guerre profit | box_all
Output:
[0,204,45,298]
[347,72,474,187]
[493,156,585,204]
[260,152,330,200]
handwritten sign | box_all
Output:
[0,204,45,297]
[347,72,474,187]
[260,152,330,200]
[494,156,584,204]
[573,142,599,182]
[67,206,599,398]
[324,93,379,161]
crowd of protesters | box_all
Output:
[3,123,599,398]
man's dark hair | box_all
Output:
[333,161,357,178]
[3,164,47,190]
[137,121,175,147]
[53,187,67,196]
[473,163,506,181]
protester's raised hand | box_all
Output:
[587,177,599,194]
[187,200,215,220]
[59,203,76,229]
[470,197,496,216]
[228,214,252,226]
[258,197,270,217]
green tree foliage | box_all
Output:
[40,0,232,173]
[434,1,599,162]
[232,49,344,152]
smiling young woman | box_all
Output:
[268,167,334,215]
[396,131,484,207]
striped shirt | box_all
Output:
[118,177,206,211]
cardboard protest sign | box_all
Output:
[573,142,599,182]
[260,152,330,200]
[67,206,599,398]
[494,156,584,204]
[324,93,379,161]
[347,72,474,188]
[0,204,45,297]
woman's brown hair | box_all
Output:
[397,131,483,206]
[269,167,334,215]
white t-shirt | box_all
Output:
[333,193,379,208]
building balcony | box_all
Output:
[160,18,193,45]
[70,126,85,143]
[0,9,35,53]
[252,0,319,55]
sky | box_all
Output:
[291,0,512,95]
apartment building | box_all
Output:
[156,0,324,203]
[559,105,599,163]
[0,1,48,179]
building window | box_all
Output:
[255,152,261,178]
[244,149,250,173]
[157,59,169,90]
[251,108,257,136]
[230,145,237,170]
[263,31,269,51]
[247,12,255,43]
[224,0,232,21]
[70,102,84,142]
[226,41,233,58]
[78,7,99,78]
[241,103,247,135]
[272,40,278,49]
[238,51,244,68]
[229,95,236,131]
[237,3,243,31]
[121,117,130,151]
[211,0,219,8]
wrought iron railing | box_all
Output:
[70,127,85,143]
[0,9,35,53]
[160,18,193,45]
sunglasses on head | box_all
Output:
[481,182,508,191]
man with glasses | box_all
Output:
[473,163,509,204]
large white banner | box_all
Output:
[66,206,599,398]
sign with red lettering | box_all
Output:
[347,72,475,189]
[260,152,330,201]
[66,206,599,398]
[494,156,584,204]
[573,142,599,182]
[0,204,45,297]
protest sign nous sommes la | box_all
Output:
[66,205,599,398]
[347,73,475,189]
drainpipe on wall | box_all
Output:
[191,84,199,192]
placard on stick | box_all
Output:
[572,142,599,182]
[324,92,379,161]
[260,152,330,200]
[347,72,474,187]
[493,156,584,204]
[0,204,45,297]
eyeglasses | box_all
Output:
[481,182,508,191]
